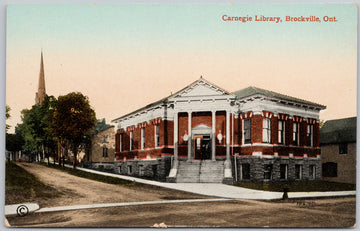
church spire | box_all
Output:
[35,51,46,105]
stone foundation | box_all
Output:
[88,155,321,184]
[114,156,172,182]
[232,155,322,182]
[87,162,115,172]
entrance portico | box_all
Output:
[173,110,232,163]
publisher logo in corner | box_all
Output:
[16,205,29,217]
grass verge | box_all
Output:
[38,162,137,186]
[233,181,356,192]
[5,161,61,204]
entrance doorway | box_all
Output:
[194,135,211,160]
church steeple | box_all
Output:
[35,51,46,105]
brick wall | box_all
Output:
[215,111,226,145]
[313,123,320,147]
[285,119,293,146]
[233,115,241,145]
[192,111,212,128]
[271,116,278,144]
[251,115,262,143]
[178,113,188,145]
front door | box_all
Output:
[194,135,211,160]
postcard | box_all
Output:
[4,3,356,228]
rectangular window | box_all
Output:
[141,128,145,150]
[280,164,288,180]
[264,164,273,180]
[243,119,251,144]
[130,131,133,151]
[102,147,108,157]
[322,162,337,177]
[278,120,285,144]
[196,137,201,149]
[139,165,144,176]
[339,143,348,154]
[155,125,159,147]
[119,134,123,152]
[241,163,250,180]
[103,136,108,143]
[262,118,271,143]
[309,165,316,179]
[307,124,313,147]
[127,165,132,174]
[295,164,302,180]
[293,122,299,146]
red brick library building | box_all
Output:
[112,78,326,183]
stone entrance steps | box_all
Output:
[176,160,224,183]
[176,161,201,183]
[200,160,224,183]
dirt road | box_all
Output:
[13,162,209,208]
[6,163,356,228]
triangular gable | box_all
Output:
[192,124,212,134]
[171,77,230,98]
[112,77,231,122]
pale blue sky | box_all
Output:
[7,4,356,54]
[5,3,358,132]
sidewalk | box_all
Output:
[64,164,356,200]
[5,199,233,215]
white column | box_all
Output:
[224,110,232,178]
[187,111,192,161]
[226,110,230,161]
[169,110,179,178]
[212,110,216,161]
[174,111,178,161]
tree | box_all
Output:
[17,95,58,162]
[49,92,96,169]
[17,108,42,160]
[6,105,11,132]
[6,130,25,155]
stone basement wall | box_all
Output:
[232,156,322,182]
[114,156,172,182]
[90,162,115,172]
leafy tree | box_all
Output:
[6,105,11,132]
[6,130,25,154]
[17,95,58,161]
[17,108,42,159]
[49,92,96,169]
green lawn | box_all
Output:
[5,161,61,204]
[39,162,136,186]
[233,181,356,192]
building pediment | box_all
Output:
[172,78,231,98]
[192,124,212,135]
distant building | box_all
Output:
[86,119,115,171]
[35,51,46,105]
[321,117,356,184]
[112,77,325,183]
